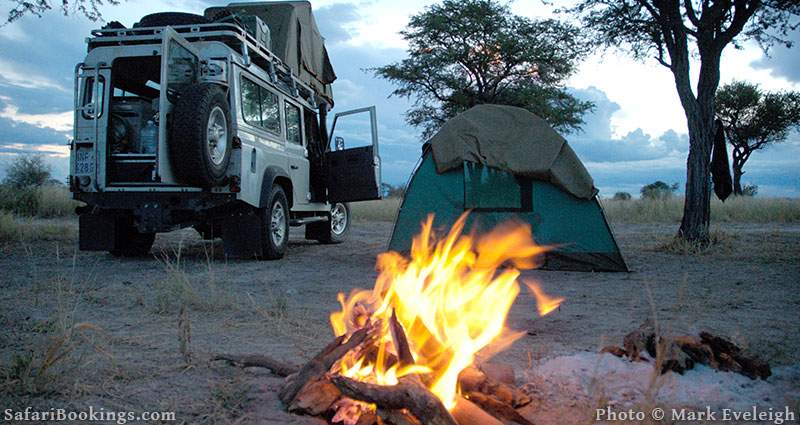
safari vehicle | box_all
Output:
[69,2,381,259]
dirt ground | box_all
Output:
[1,219,798,424]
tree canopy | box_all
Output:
[374,0,593,139]
[566,0,799,243]
[5,0,119,23]
[3,155,52,188]
[716,81,800,194]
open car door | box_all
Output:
[326,106,382,202]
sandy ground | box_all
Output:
[0,220,798,424]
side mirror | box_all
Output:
[334,136,345,151]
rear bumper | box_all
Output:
[75,191,237,233]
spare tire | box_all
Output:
[134,12,209,28]
[170,83,232,187]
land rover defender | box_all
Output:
[69,2,381,259]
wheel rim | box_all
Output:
[330,203,348,235]
[206,106,228,166]
[270,201,286,246]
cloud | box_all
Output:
[315,3,361,44]
[0,97,72,133]
[0,59,70,93]
[751,30,800,83]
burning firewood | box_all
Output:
[213,214,548,425]
[602,328,771,379]
[331,375,458,425]
[280,326,373,405]
[463,392,535,425]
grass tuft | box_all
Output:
[151,247,235,314]
[656,229,737,255]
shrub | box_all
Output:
[640,181,679,200]
[0,211,17,243]
[741,184,758,197]
[612,192,632,201]
[0,184,77,218]
[3,155,51,188]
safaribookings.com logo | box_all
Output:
[4,406,176,424]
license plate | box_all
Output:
[75,149,94,174]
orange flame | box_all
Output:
[329,213,549,410]
[525,280,564,316]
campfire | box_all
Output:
[216,213,560,424]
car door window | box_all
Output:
[285,102,302,146]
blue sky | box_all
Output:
[0,0,798,197]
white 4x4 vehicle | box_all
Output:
[70,3,381,259]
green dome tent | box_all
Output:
[388,105,628,272]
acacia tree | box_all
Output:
[374,0,593,139]
[5,0,118,23]
[716,81,800,195]
[567,0,799,244]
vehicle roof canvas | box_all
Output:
[205,1,336,101]
[429,104,597,199]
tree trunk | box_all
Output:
[678,129,713,244]
[731,149,745,196]
[732,167,743,196]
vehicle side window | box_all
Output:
[240,75,281,136]
[241,77,261,125]
[285,102,302,146]
[261,91,281,135]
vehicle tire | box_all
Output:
[305,203,350,244]
[170,83,232,187]
[110,224,155,257]
[134,12,210,28]
[258,185,289,260]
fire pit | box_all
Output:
[216,213,559,425]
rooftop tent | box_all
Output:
[388,105,628,272]
[204,1,336,101]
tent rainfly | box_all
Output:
[389,105,629,272]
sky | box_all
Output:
[0,0,798,197]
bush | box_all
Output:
[741,184,758,197]
[640,181,679,200]
[0,184,77,218]
[3,155,51,188]
[0,211,16,243]
[612,192,632,201]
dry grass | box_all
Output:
[35,185,79,218]
[0,212,77,244]
[1,267,110,396]
[0,184,78,218]
[655,229,738,255]
[349,196,800,225]
[350,197,401,222]
[602,196,800,224]
[151,246,236,314]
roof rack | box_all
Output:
[88,22,331,108]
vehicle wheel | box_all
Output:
[258,185,289,260]
[305,203,350,244]
[170,83,232,187]
[134,12,210,28]
[110,224,155,257]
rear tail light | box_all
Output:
[229,175,241,193]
